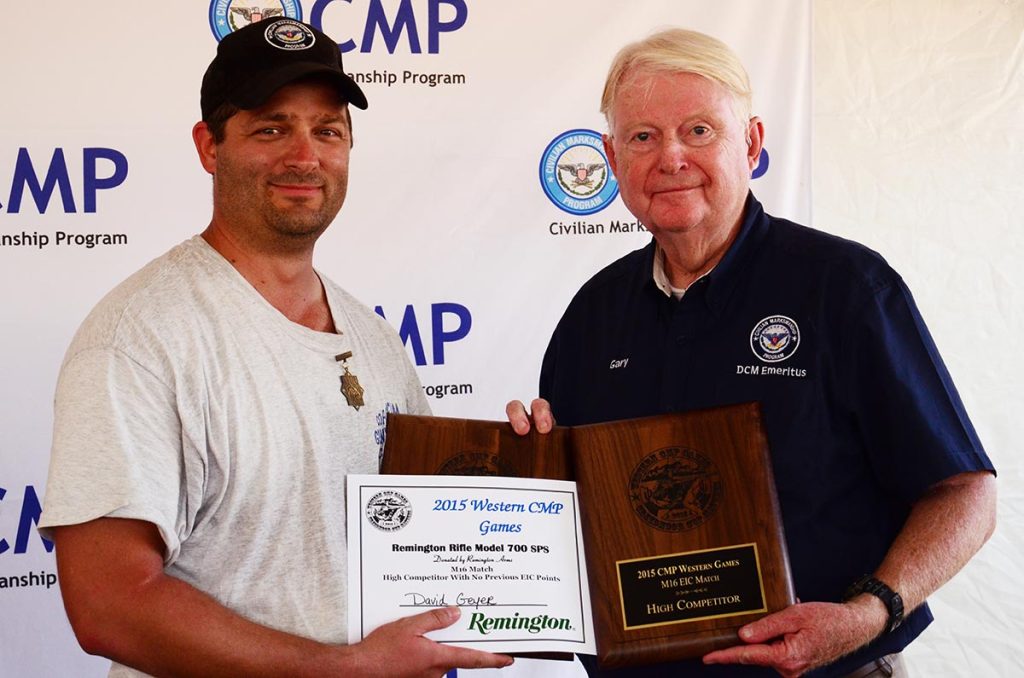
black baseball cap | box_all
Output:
[200,17,368,120]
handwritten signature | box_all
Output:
[404,592,497,608]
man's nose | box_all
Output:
[658,138,689,174]
[283,134,319,173]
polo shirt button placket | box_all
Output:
[662,306,695,411]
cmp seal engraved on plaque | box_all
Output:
[628,447,723,532]
[365,490,412,531]
[436,451,514,477]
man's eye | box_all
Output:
[258,128,281,136]
[692,125,709,136]
[634,132,650,142]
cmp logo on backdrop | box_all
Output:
[210,1,470,56]
[540,129,619,216]
[210,1,303,40]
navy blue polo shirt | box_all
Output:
[540,193,993,678]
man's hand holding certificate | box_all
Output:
[347,474,597,655]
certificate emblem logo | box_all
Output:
[437,452,513,476]
[750,315,801,363]
[366,490,412,531]
[628,447,723,532]
[539,129,619,215]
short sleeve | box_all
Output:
[39,346,189,563]
[844,277,993,503]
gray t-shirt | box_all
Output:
[41,236,429,675]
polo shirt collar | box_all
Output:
[648,192,771,315]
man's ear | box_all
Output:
[603,134,618,177]
[746,116,765,172]
[192,122,217,175]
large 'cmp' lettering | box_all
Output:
[0,147,128,214]
[375,302,472,366]
[310,0,468,54]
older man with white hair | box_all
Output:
[509,28,995,678]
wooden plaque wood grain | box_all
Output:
[379,404,794,668]
[572,403,794,668]
[381,413,572,480]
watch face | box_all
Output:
[889,592,904,631]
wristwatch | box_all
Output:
[843,575,904,634]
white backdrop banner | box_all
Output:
[0,1,809,676]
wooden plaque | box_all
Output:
[571,403,794,668]
[380,403,794,668]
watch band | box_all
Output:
[843,575,904,634]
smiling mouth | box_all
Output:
[270,183,324,199]
[652,186,700,196]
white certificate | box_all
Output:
[347,474,596,655]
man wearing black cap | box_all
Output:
[39,18,514,677]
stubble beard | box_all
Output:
[216,162,349,249]
[261,177,347,242]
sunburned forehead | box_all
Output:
[610,70,741,132]
[230,84,350,130]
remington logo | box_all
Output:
[467,611,572,635]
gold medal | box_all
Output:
[336,351,365,410]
